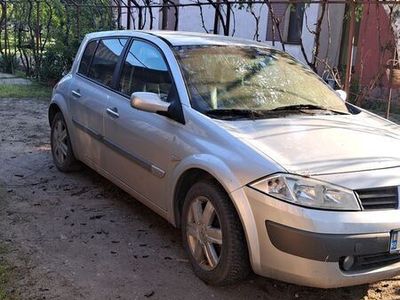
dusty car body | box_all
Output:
[49,30,400,288]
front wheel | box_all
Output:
[50,112,79,172]
[181,179,250,285]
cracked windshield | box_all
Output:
[175,45,349,117]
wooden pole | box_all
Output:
[35,0,40,78]
[386,6,396,119]
[127,0,131,29]
[213,0,221,34]
[225,2,231,36]
[162,0,168,30]
[344,0,355,95]
[386,49,396,119]
[77,5,80,40]
[4,0,8,59]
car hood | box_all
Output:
[214,112,400,175]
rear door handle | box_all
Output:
[106,107,119,118]
[72,90,81,98]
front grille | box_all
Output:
[356,186,399,210]
[342,252,400,272]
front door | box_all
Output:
[103,39,183,211]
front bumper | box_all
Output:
[232,186,400,288]
[266,221,392,263]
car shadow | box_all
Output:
[72,164,373,299]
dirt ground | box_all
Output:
[0,98,400,300]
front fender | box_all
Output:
[166,154,261,272]
[168,154,242,203]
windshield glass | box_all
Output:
[174,45,349,116]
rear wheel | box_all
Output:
[50,112,79,172]
[181,179,250,285]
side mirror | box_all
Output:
[335,90,347,102]
[130,92,170,113]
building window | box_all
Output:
[266,3,305,44]
[287,4,305,43]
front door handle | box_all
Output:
[72,90,81,98]
[106,107,119,118]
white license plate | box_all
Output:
[390,230,400,253]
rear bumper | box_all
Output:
[231,186,400,288]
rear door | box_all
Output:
[103,39,183,211]
[69,38,127,167]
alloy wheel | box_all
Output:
[186,196,223,270]
[52,118,69,165]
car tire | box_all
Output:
[181,179,250,286]
[50,112,80,172]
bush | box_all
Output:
[0,54,18,74]
[39,41,80,84]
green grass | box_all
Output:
[0,83,52,100]
[13,70,27,79]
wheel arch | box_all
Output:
[169,155,261,271]
[170,155,241,227]
[48,102,62,126]
[48,91,69,125]
[48,93,80,161]
[173,167,214,228]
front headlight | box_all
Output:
[249,173,361,211]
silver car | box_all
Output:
[49,30,400,288]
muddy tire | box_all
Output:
[181,179,250,286]
[50,112,79,172]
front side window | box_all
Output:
[118,40,173,102]
[87,38,127,87]
[174,45,349,117]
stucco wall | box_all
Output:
[355,4,395,89]
[118,0,344,73]
[318,3,346,74]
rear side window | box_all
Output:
[87,38,127,87]
[118,40,173,102]
[78,40,97,75]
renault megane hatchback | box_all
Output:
[49,30,400,288]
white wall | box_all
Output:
[318,3,346,73]
[117,1,344,71]
[177,1,216,33]
[177,1,269,41]
[264,3,319,65]
[176,1,323,66]
[119,2,161,30]
[227,4,268,41]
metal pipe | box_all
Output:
[7,0,400,9]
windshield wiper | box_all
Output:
[268,104,350,115]
[205,105,350,120]
[205,109,269,120]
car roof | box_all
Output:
[84,30,272,48]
